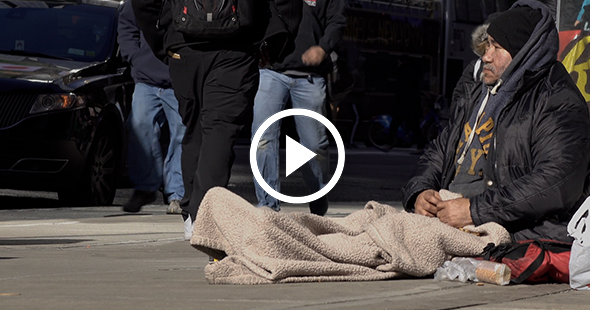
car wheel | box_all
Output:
[58,126,119,206]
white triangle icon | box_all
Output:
[285,135,316,177]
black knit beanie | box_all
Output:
[487,6,542,58]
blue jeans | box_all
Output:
[252,69,329,213]
[127,83,186,203]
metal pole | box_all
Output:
[556,0,561,32]
[441,0,451,97]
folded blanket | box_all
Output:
[191,187,511,284]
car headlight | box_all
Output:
[29,94,85,114]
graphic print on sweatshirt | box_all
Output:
[304,0,317,7]
[455,112,494,177]
[448,111,495,197]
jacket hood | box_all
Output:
[496,0,559,93]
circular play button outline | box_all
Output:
[250,109,345,204]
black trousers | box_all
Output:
[168,45,259,221]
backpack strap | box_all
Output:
[481,242,515,261]
[482,243,496,261]
[481,240,546,284]
[510,240,546,284]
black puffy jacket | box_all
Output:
[403,60,590,242]
[403,0,590,242]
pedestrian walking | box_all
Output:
[451,12,500,110]
[252,0,346,215]
[131,0,302,239]
[118,1,185,214]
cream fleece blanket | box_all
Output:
[191,187,511,284]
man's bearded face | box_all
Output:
[481,35,513,86]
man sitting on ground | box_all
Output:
[402,0,590,243]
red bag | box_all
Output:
[480,239,571,284]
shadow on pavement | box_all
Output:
[104,213,153,217]
[0,196,62,209]
[0,238,93,245]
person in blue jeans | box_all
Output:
[118,1,185,214]
[252,0,346,215]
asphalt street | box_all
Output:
[1,145,589,309]
[0,144,420,211]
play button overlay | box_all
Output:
[285,136,316,177]
[250,109,345,204]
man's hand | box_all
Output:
[414,189,441,217]
[302,46,326,66]
[575,20,581,27]
[436,198,473,228]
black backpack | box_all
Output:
[168,0,255,38]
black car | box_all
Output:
[0,0,133,205]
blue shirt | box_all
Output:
[577,0,590,21]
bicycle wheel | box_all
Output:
[368,121,395,152]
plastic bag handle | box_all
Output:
[568,196,590,244]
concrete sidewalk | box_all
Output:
[1,202,588,310]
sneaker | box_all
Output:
[166,200,182,214]
[123,190,157,213]
[184,215,194,241]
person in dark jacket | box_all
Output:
[251,0,346,215]
[402,0,590,243]
[451,12,500,112]
[575,0,590,28]
[118,1,185,214]
[131,0,302,240]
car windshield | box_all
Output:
[0,1,117,63]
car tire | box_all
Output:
[58,125,119,206]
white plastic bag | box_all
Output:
[434,257,478,283]
[568,196,590,290]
